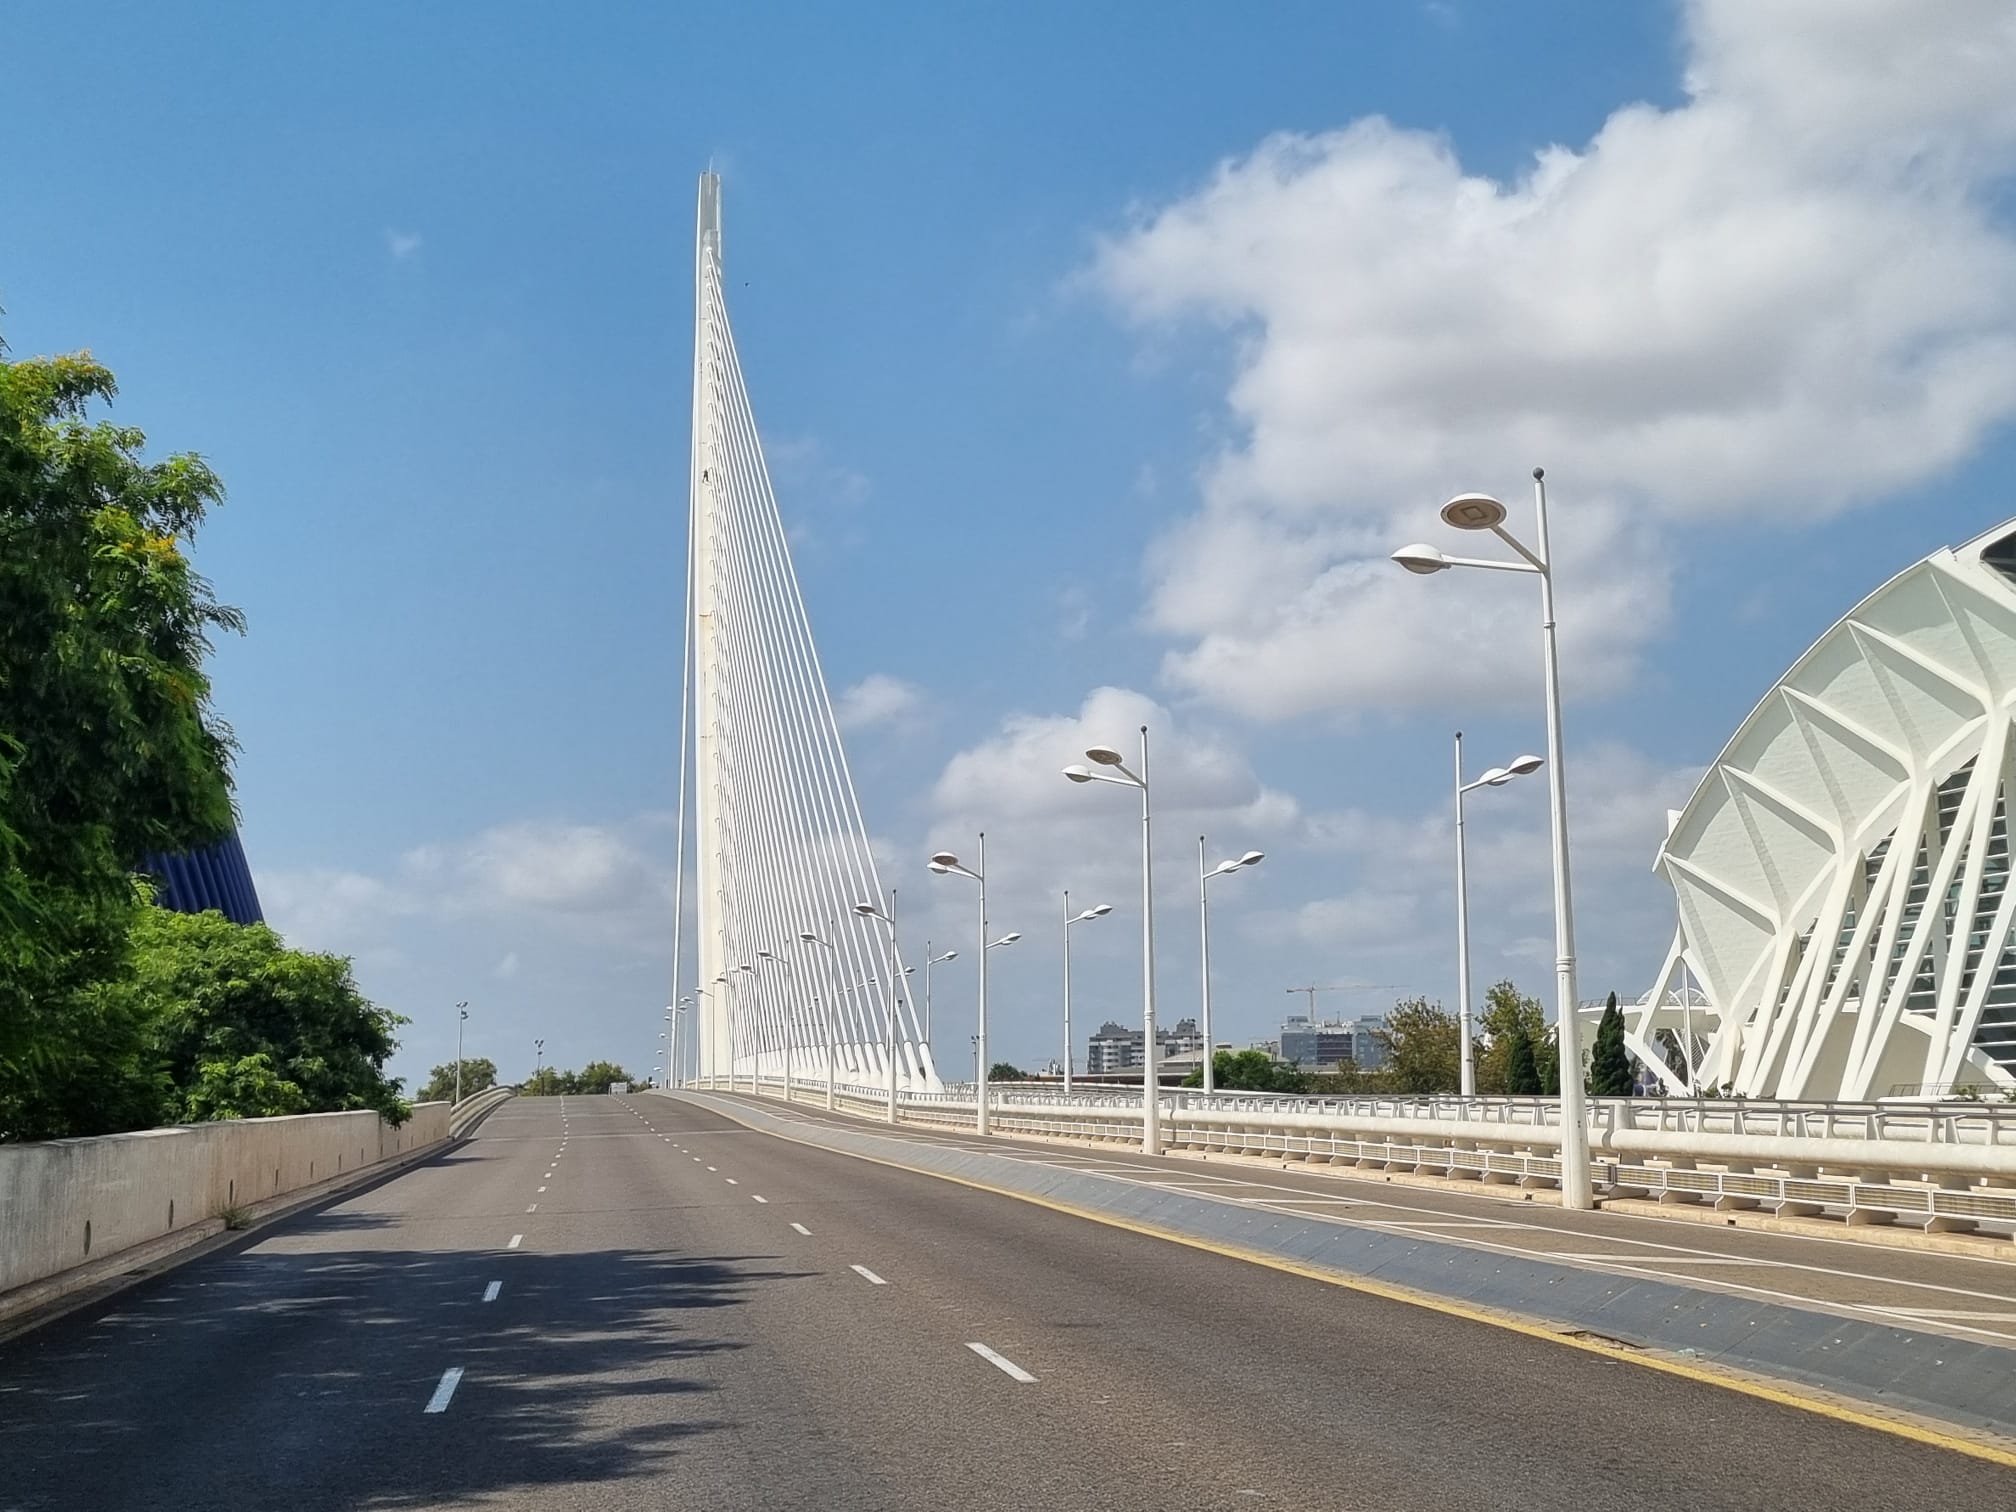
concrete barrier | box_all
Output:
[0,1102,450,1304]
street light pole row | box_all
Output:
[1395,468,1591,1209]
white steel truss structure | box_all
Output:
[674,174,940,1094]
[1634,518,2016,1099]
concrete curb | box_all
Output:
[658,1087,2016,1450]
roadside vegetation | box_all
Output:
[0,337,406,1141]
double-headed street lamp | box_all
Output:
[670,996,692,1089]
[853,894,905,1126]
[795,931,843,1111]
[1064,728,1160,1154]
[534,1037,545,1094]
[929,838,996,1134]
[1061,893,1113,1095]
[1452,736,1543,1096]
[1393,469,1591,1209]
[1198,843,1264,1095]
[455,1002,470,1105]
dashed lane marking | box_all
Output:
[850,1264,888,1286]
[482,1282,502,1302]
[423,1367,465,1413]
[966,1342,1037,1383]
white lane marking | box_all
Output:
[725,1177,738,1185]
[482,1281,502,1303]
[1869,1307,2016,1322]
[790,1222,812,1235]
[752,1194,768,1203]
[507,1234,524,1249]
[966,1342,1037,1382]
[424,1367,465,1412]
[526,1204,538,1213]
[850,1264,888,1286]
[706,1165,717,1171]
[537,1186,547,1193]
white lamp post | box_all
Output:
[672,996,692,1088]
[1452,735,1544,1096]
[1064,727,1161,1155]
[1062,893,1113,1096]
[854,894,905,1126]
[922,943,958,1046]
[454,1001,469,1105]
[757,948,798,1104]
[1197,842,1264,1095]
[929,838,994,1134]
[1393,469,1591,1208]
[796,930,842,1111]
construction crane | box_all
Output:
[1285,984,1402,1018]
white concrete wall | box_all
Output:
[0,1103,449,1298]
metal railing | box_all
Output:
[680,1075,2016,1239]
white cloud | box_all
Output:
[1092,0,2016,719]
[495,951,521,979]
[384,229,423,260]
[836,673,926,731]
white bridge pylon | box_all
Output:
[678,173,941,1094]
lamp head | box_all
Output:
[1440,492,1509,531]
[1087,903,1114,918]
[1062,765,1094,783]
[1237,850,1265,867]
[1508,753,1544,776]
[1392,543,1451,575]
[798,931,820,943]
[941,949,959,960]
[853,902,879,917]
[1084,745,1125,766]
[929,850,961,868]
[1479,766,1511,786]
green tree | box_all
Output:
[1180,1049,1308,1093]
[96,908,409,1124]
[574,1060,635,1094]
[1374,997,1462,1094]
[1503,1021,1542,1096]
[0,344,242,1139]
[1589,992,1634,1096]
[418,1057,498,1103]
[1474,980,1546,1094]
[987,1061,1026,1082]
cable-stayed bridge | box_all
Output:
[673,172,940,1097]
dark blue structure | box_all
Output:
[143,829,264,925]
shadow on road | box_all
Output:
[0,1242,808,1512]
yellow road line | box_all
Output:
[689,1092,2016,1471]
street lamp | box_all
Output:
[1198,843,1264,1095]
[796,931,844,1111]
[455,1002,470,1106]
[758,948,800,1104]
[854,894,905,1126]
[1064,727,1160,1154]
[670,996,692,1089]
[921,943,958,1046]
[533,1037,545,1095]
[1392,470,1592,1208]
[1453,735,1543,1096]
[929,839,994,1134]
[735,962,757,1094]
[1061,893,1113,1095]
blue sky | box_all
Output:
[8,1,2016,1088]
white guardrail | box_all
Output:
[679,1077,2016,1239]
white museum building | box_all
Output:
[1629,519,2016,1100]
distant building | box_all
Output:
[1275,1013,1390,1072]
[1087,1016,1203,1073]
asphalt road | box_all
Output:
[1,1092,2009,1512]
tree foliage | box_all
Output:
[1474,980,1546,1094]
[0,342,242,1132]
[418,1057,498,1103]
[1180,1049,1309,1093]
[1589,992,1635,1097]
[987,1061,1026,1082]
[1374,998,1462,1094]
[1503,1020,1542,1096]
[522,1062,638,1096]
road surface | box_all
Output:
[1,1093,2009,1511]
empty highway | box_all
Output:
[2,1093,2010,1511]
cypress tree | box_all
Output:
[1590,991,1634,1097]
[1505,1022,1542,1096]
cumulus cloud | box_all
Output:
[384,229,423,260]
[1092,0,2016,719]
[836,673,926,731]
